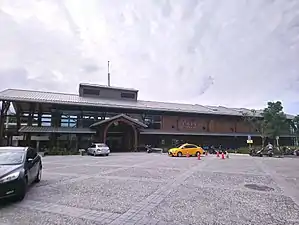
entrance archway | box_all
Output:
[103,120,137,152]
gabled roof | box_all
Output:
[90,114,148,128]
[0,89,295,119]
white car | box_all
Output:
[87,143,110,156]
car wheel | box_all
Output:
[35,167,42,183]
[15,177,27,201]
[106,153,109,156]
[177,152,183,157]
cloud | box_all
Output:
[0,0,299,113]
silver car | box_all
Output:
[87,143,110,156]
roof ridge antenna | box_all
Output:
[108,61,111,87]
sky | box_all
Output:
[0,0,299,114]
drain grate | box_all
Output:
[244,184,274,192]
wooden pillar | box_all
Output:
[133,126,137,151]
[26,103,36,146]
[77,110,83,128]
[0,101,10,146]
[16,105,21,132]
[37,104,42,127]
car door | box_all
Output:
[25,148,39,184]
[181,145,193,156]
[88,144,96,154]
[184,144,197,155]
[25,148,34,183]
[30,148,39,181]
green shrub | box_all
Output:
[235,147,250,154]
[47,147,79,155]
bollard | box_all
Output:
[197,153,201,160]
[216,151,220,157]
[186,152,190,158]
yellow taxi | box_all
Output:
[168,143,205,157]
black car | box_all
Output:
[0,147,42,201]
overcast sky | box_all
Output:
[0,0,299,114]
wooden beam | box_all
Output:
[16,105,21,131]
[25,103,36,146]
[38,103,42,127]
[0,101,10,146]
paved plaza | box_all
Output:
[0,153,299,225]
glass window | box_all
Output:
[90,144,96,148]
[143,115,162,129]
[184,145,197,148]
[83,88,100,96]
[121,92,135,99]
[96,144,107,147]
[0,151,25,165]
[32,148,37,158]
[26,148,37,159]
[152,123,161,129]
[152,115,161,122]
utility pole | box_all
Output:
[108,61,111,86]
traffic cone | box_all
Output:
[198,153,201,160]
[216,151,219,157]
[221,152,225,159]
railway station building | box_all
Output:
[0,83,295,152]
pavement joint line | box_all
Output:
[0,156,229,224]
[197,169,271,177]
[95,175,167,183]
[178,182,284,196]
[13,199,121,222]
[10,155,296,224]
[114,158,213,220]
[254,159,299,207]
[41,158,160,188]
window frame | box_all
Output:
[121,92,136,99]
[82,88,101,96]
[26,148,37,159]
[183,144,197,149]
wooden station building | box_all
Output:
[0,84,295,152]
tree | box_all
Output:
[242,109,267,147]
[262,101,288,147]
[290,115,299,146]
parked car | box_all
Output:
[87,143,110,156]
[145,145,163,153]
[0,146,42,201]
[168,143,205,157]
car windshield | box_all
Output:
[0,151,25,165]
